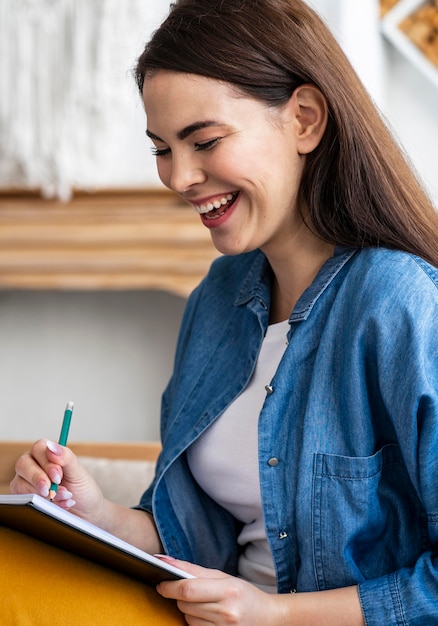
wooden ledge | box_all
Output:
[0,191,219,297]
[0,440,162,494]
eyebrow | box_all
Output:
[146,120,220,143]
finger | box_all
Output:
[174,589,234,626]
[157,574,234,605]
[180,612,215,626]
[12,441,54,497]
[52,486,76,509]
[176,602,216,626]
[10,470,50,498]
[12,439,76,498]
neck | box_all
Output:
[266,237,335,324]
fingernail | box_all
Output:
[49,470,62,485]
[65,499,76,508]
[38,480,49,498]
[46,440,62,456]
[153,554,176,562]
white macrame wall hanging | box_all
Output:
[0,0,157,199]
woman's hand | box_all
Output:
[156,558,289,626]
[10,438,164,554]
[156,557,365,626]
[10,438,106,525]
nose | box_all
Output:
[167,153,207,194]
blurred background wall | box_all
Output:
[0,0,436,442]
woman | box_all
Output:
[9,1,438,624]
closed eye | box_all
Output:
[195,138,220,151]
[151,137,220,157]
[151,146,171,157]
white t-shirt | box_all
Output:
[187,319,290,593]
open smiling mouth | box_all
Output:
[193,192,239,220]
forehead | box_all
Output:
[143,70,236,105]
[143,72,235,121]
[142,70,272,133]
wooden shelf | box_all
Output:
[0,191,219,297]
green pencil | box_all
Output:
[49,401,74,501]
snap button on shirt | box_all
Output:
[279,531,288,540]
[268,457,279,466]
[265,384,274,394]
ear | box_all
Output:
[288,84,328,154]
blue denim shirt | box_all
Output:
[138,246,438,625]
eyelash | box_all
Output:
[151,146,171,157]
[150,138,220,157]
[195,138,220,151]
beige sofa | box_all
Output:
[0,441,161,507]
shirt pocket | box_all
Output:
[312,443,429,590]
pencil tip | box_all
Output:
[49,490,57,501]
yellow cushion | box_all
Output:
[0,526,185,625]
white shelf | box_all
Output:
[381,0,438,89]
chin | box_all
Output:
[210,236,255,257]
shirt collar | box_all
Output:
[234,247,357,321]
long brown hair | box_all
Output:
[135,0,438,266]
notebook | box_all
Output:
[0,493,194,584]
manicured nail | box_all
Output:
[46,440,63,455]
[38,480,49,498]
[49,470,62,485]
[153,554,176,562]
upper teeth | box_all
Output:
[195,194,234,214]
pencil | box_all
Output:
[49,401,74,501]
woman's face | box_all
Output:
[143,71,307,257]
